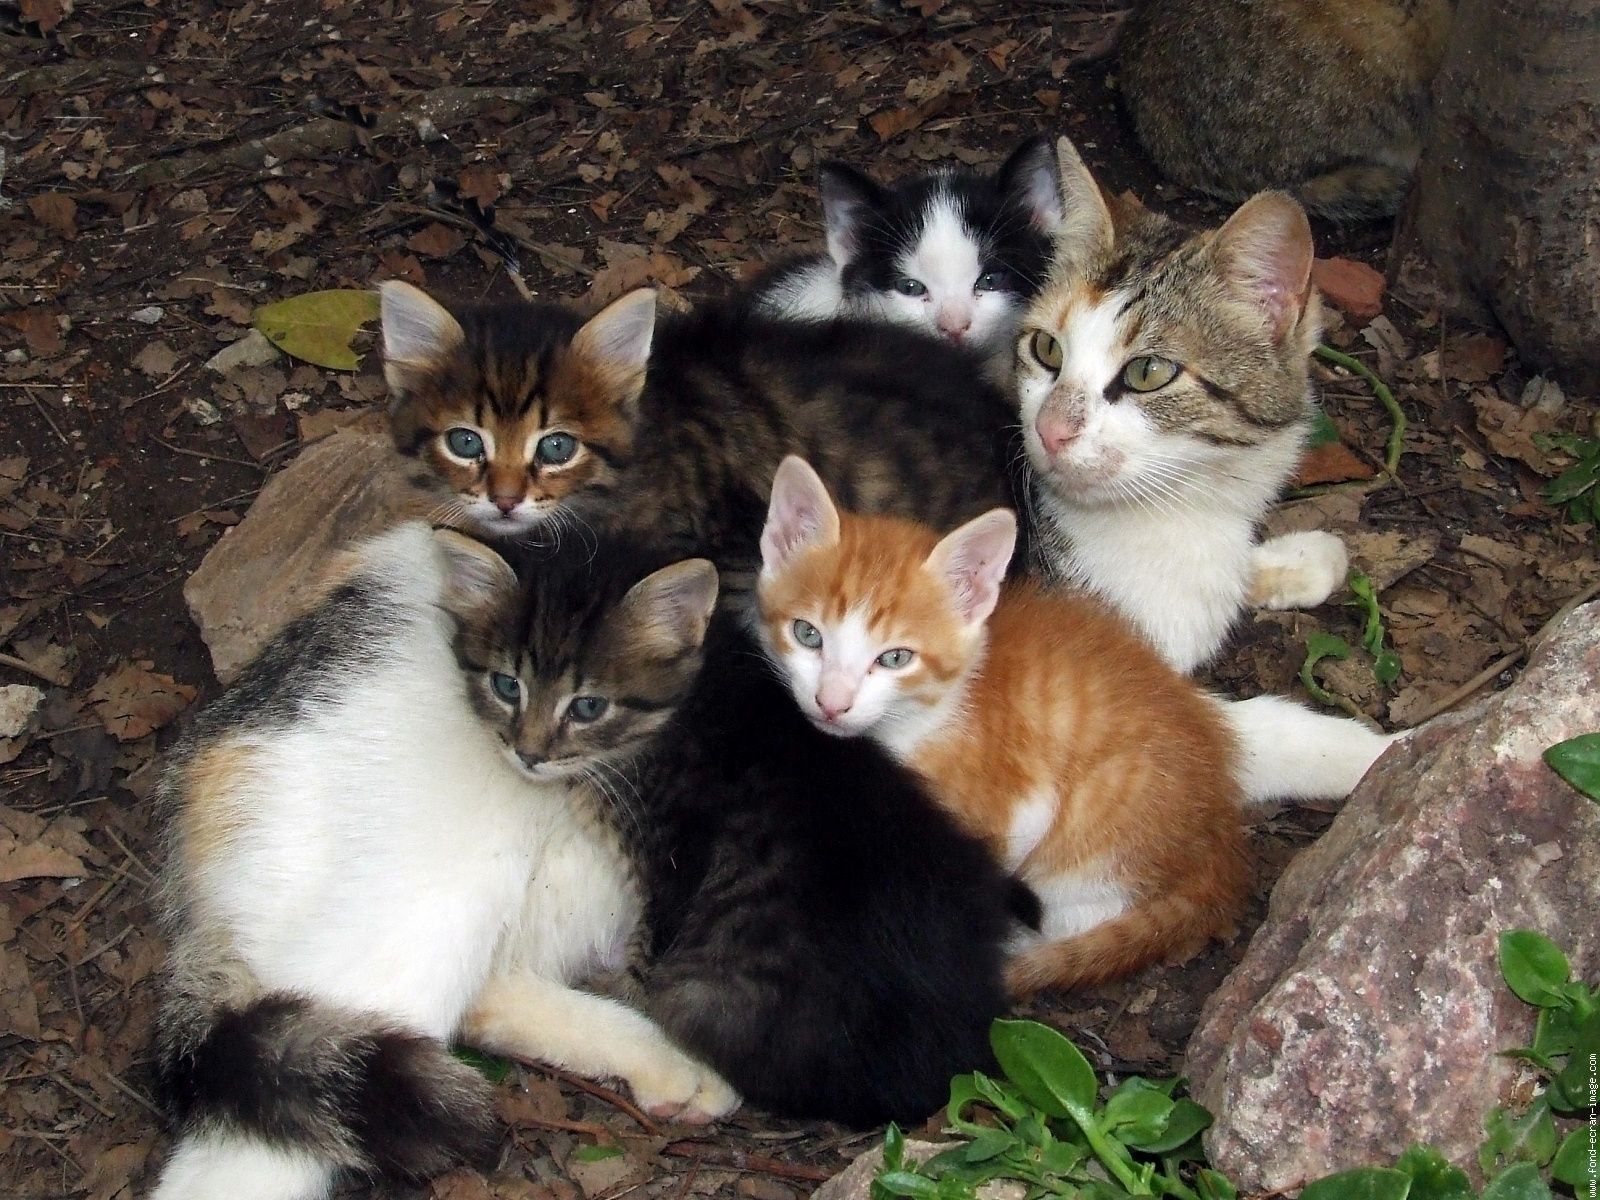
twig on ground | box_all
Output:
[660,1141,836,1182]
[1314,344,1407,479]
[1408,576,1600,724]
[0,651,73,688]
[529,1063,662,1135]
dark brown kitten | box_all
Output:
[381,282,1023,583]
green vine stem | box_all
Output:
[1314,343,1407,480]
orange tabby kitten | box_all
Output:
[756,456,1250,994]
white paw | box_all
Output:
[625,1051,741,1125]
[1250,531,1348,610]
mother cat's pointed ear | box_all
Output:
[432,528,517,614]
[572,288,657,408]
[619,559,720,657]
[1053,136,1114,262]
[760,456,841,576]
[818,161,888,266]
[1211,192,1315,345]
[381,281,465,391]
[997,136,1064,233]
[925,508,1016,627]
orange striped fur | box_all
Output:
[757,457,1251,996]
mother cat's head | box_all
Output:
[383,282,658,537]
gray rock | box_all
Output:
[1186,601,1600,1190]
[183,429,422,683]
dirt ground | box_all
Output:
[2,2,1597,1198]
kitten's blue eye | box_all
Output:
[536,432,578,465]
[975,272,1004,292]
[568,695,608,722]
[876,648,915,669]
[445,427,485,459]
[895,278,928,298]
[489,672,521,704]
[791,619,823,649]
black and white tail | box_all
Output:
[152,993,494,1200]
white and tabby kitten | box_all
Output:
[151,523,734,1200]
[1019,136,1351,676]
[750,137,1061,377]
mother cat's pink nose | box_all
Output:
[1035,409,1083,456]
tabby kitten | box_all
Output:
[618,609,1029,1125]
[1119,0,1454,220]
[1019,136,1350,675]
[382,280,1020,573]
[151,523,733,1200]
[748,137,1061,376]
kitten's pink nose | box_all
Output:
[1035,408,1084,456]
[815,677,856,723]
[936,308,972,342]
[492,495,521,515]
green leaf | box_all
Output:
[1300,631,1354,706]
[1480,1162,1554,1200]
[1300,1166,1413,1200]
[1480,1101,1557,1172]
[990,1019,1098,1122]
[884,1122,907,1171]
[1544,456,1600,505]
[572,1144,624,1163]
[1544,734,1600,802]
[1102,1079,1176,1144]
[959,1128,1018,1164]
[1499,932,1573,1007]
[875,1171,945,1200]
[1374,649,1403,687]
[1195,1169,1238,1200]
[1395,1146,1474,1200]
[1551,1128,1595,1188]
[253,288,381,371]
[1127,1099,1213,1155]
[451,1045,511,1084]
[1309,407,1342,448]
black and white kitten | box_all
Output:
[747,137,1062,377]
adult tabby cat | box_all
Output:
[150,523,734,1200]
[747,137,1060,377]
[381,280,1018,560]
[1020,136,1351,675]
[1119,0,1454,221]
[756,458,1395,992]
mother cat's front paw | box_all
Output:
[1249,530,1349,610]
[628,1053,741,1125]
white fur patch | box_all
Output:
[1219,693,1400,807]
[1032,862,1131,942]
[1249,530,1349,609]
[152,1129,334,1200]
[1003,789,1057,872]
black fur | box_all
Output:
[158,993,495,1178]
[623,618,1021,1127]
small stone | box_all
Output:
[0,684,44,739]
[1520,374,1566,417]
[183,396,222,426]
[5,348,27,363]
[204,329,281,374]
[1312,256,1386,321]
[131,305,165,324]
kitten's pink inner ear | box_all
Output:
[433,528,516,609]
[1000,138,1064,234]
[626,558,720,653]
[760,456,841,574]
[818,163,883,265]
[381,281,464,369]
[1213,192,1314,343]
[927,508,1017,626]
[573,288,657,373]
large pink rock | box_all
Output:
[1186,602,1600,1190]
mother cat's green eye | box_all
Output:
[1030,330,1063,371]
[489,672,521,704]
[445,427,484,459]
[536,432,578,465]
[792,619,823,649]
[1122,355,1179,392]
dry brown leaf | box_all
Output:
[1,308,66,357]
[132,340,180,379]
[1471,391,1562,475]
[1293,442,1376,486]
[82,1140,153,1200]
[586,253,700,308]
[458,163,508,208]
[28,193,78,240]
[19,0,73,33]
[0,833,86,883]
[87,661,197,741]
[868,106,924,142]
[407,222,468,258]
